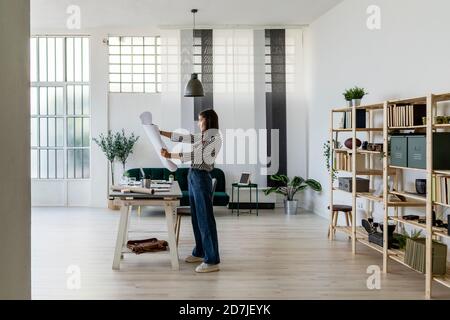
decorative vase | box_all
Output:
[352,99,362,107]
[284,200,298,215]
[415,179,426,195]
[344,138,362,149]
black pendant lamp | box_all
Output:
[184,9,204,97]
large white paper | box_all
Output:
[140,112,178,172]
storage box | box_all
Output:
[404,238,447,275]
[408,136,426,169]
[433,133,450,170]
[390,133,450,170]
[390,136,408,167]
[338,177,370,193]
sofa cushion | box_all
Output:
[213,192,230,206]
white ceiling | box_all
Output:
[31,0,343,30]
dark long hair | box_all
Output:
[199,109,219,130]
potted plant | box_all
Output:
[350,86,368,106]
[323,140,341,183]
[114,129,140,174]
[343,89,353,107]
[93,130,117,185]
[264,175,322,215]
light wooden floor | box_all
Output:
[31,206,450,300]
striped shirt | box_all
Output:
[171,130,222,172]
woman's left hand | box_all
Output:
[161,148,171,159]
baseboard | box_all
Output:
[227,202,275,210]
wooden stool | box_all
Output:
[328,205,353,240]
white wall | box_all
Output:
[304,0,450,221]
[0,0,31,299]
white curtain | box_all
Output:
[213,29,257,186]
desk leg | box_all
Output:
[113,205,130,270]
[256,186,259,216]
[164,202,179,270]
[231,186,234,214]
[237,187,240,216]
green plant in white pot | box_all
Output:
[343,89,353,107]
[264,175,322,215]
[350,86,368,106]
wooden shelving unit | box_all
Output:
[329,92,450,299]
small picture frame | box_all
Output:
[238,173,251,185]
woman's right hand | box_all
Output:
[160,130,172,138]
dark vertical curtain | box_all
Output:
[194,29,214,119]
[265,29,287,187]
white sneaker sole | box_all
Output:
[195,265,220,273]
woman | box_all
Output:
[160,109,222,273]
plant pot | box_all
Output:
[284,200,298,215]
[404,238,447,275]
[352,99,362,107]
[346,100,353,107]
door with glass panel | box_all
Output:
[30,36,90,205]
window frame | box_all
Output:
[107,35,162,94]
[31,35,91,180]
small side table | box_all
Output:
[231,183,259,216]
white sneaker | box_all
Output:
[185,255,204,263]
[195,262,220,273]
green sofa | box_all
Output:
[124,167,230,207]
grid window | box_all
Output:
[108,36,161,93]
[31,36,90,179]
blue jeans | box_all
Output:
[188,168,220,264]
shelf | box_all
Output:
[390,191,427,202]
[357,192,383,203]
[433,229,450,240]
[388,250,423,275]
[334,148,383,155]
[387,200,426,208]
[434,92,450,103]
[388,125,426,130]
[434,274,450,289]
[332,128,383,132]
[389,217,427,231]
[434,170,450,176]
[332,103,385,113]
[357,238,384,254]
[434,124,450,129]
[388,96,427,105]
[434,201,450,208]
[336,169,386,176]
[389,165,427,173]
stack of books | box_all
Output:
[388,104,426,127]
[334,153,365,172]
[433,175,450,205]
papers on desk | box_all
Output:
[151,183,172,189]
[111,185,171,195]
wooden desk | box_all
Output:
[110,182,182,271]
